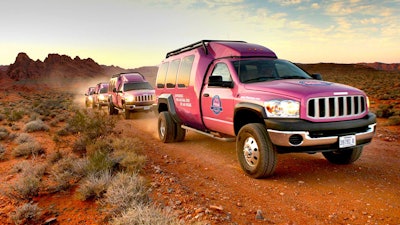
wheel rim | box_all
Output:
[242,136,259,168]
[159,120,166,138]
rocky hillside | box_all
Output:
[2,53,127,81]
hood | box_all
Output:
[124,89,155,96]
[243,79,365,100]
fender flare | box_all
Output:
[157,93,181,124]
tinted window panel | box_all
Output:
[177,55,194,88]
[166,59,180,88]
[156,62,169,88]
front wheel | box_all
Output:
[322,147,363,164]
[237,123,277,178]
[158,111,175,143]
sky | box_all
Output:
[1,0,399,69]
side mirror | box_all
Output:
[208,76,223,86]
[311,73,323,80]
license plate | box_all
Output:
[339,135,356,148]
[144,106,150,110]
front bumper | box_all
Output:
[125,104,153,111]
[265,113,376,152]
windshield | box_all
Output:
[99,87,108,93]
[233,59,312,83]
[123,82,153,91]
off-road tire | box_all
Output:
[174,123,186,142]
[158,111,175,143]
[237,123,277,178]
[322,146,363,164]
[108,101,117,115]
[124,107,131,120]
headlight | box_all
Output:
[264,100,300,118]
[99,94,105,101]
[125,95,134,102]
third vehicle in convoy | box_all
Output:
[154,40,376,178]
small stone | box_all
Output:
[256,209,264,220]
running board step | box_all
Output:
[181,125,235,142]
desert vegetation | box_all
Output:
[0,90,179,224]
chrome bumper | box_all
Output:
[268,123,376,147]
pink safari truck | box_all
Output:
[92,82,109,109]
[155,40,376,178]
[108,72,155,119]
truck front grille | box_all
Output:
[135,94,154,102]
[307,95,366,119]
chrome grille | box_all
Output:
[307,95,366,119]
[135,94,154,102]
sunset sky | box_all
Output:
[1,0,399,69]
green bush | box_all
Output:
[7,110,25,122]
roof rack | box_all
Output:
[166,40,246,58]
[112,71,144,78]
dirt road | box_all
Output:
[117,113,400,225]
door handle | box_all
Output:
[203,93,210,97]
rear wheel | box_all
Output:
[124,107,131,119]
[237,123,277,178]
[322,147,363,164]
[108,101,117,115]
[158,111,175,143]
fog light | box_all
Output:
[289,134,303,146]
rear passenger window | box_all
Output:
[166,59,180,88]
[177,55,194,88]
[156,62,169,88]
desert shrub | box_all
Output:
[12,141,44,157]
[10,161,46,199]
[0,126,9,140]
[0,144,5,160]
[7,109,25,122]
[66,109,115,139]
[0,113,5,121]
[24,119,49,132]
[11,203,42,225]
[14,133,34,144]
[76,170,113,200]
[48,155,87,192]
[387,115,400,126]
[110,203,179,225]
[12,175,41,199]
[375,104,394,118]
[103,172,150,214]
[112,138,147,173]
[85,147,115,176]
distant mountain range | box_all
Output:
[0,52,398,84]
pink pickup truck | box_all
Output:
[155,40,376,178]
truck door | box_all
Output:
[201,62,236,136]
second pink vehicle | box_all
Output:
[108,72,155,119]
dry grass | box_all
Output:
[10,203,42,225]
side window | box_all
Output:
[156,62,169,88]
[211,63,232,82]
[177,55,194,88]
[165,59,181,88]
